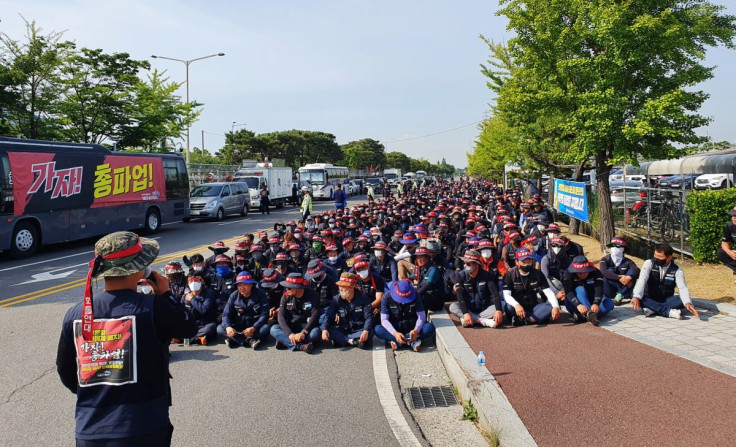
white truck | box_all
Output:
[383,168,402,186]
[232,161,293,208]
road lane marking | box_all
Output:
[0,251,94,272]
[12,269,78,286]
[372,344,423,447]
[0,228,270,308]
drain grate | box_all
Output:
[407,386,458,409]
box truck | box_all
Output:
[232,160,293,208]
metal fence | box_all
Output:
[613,185,691,256]
[186,163,239,188]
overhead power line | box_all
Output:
[381,121,482,144]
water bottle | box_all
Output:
[477,350,486,367]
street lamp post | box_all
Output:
[150,52,225,163]
[231,122,247,133]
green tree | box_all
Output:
[56,48,149,144]
[217,128,269,165]
[491,0,736,249]
[385,151,412,172]
[118,69,200,151]
[340,138,386,171]
[0,18,72,139]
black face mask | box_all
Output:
[519,264,533,273]
[653,258,667,267]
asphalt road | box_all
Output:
[0,197,423,446]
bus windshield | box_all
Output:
[300,170,325,185]
[191,185,223,197]
[384,173,397,180]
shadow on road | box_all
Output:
[170,348,229,363]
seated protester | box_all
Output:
[500,232,523,274]
[246,244,268,279]
[354,259,386,319]
[522,235,546,266]
[304,260,338,323]
[164,261,188,301]
[600,237,640,305]
[477,240,501,284]
[376,280,436,352]
[532,200,554,225]
[182,275,218,345]
[544,223,562,250]
[355,236,372,254]
[305,236,327,261]
[270,273,321,353]
[292,228,307,251]
[272,252,296,277]
[218,272,269,349]
[371,241,398,283]
[410,247,445,311]
[233,240,251,264]
[502,248,561,326]
[258,268,285,325]
[540,237,571,304]
[716,205,736,281]
[395,232,419,280]
[387,230,404,255]
[205,241,230,270]
[210,255,237,322]
[137,278,153,295]
[234,255,248,275]
[324,244,348,276]
[631,242,700,320]
[264,234,283,265]
[424,238,450,270]
[562,256,613,326]
[449,250,504,328]
[560,236,584,258]
[287,244,305,274]
[186,253,211,284]
[320,273,374,349]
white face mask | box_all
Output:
[193,265,203,272]
[328,256,338,262]
[610,247,624,257]
[552,247,562,255]
[358,270,369,279]
[374,250,383,258]
[294,234,302,240]
[329,224,335,228]
[481,249,492,259]
[339,290,352,300]
[189,281,202,292]
[463,264,473,273]
[548,234,556,240]
[537,224,546,231]
[140,285,153,294]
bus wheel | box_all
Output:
[144,208,161,233]
[240,203,249,217]
[11,221,39,259]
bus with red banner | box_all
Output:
[0,137,190,258]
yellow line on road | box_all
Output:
[0,229,268,308]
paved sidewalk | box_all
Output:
[601,302,736,377]
[440,302,736,447]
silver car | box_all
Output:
[186,182,251,221]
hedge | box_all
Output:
[685,188,736,263]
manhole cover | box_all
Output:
[407,386,458,409]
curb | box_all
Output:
[433,311,537,447]
[693,298,736,317]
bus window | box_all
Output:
[0,153,12,215]
[164,158,188,199]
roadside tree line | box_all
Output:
[467,0,735,249]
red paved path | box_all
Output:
[456,314,736,447]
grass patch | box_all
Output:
[462,398,478,422]
[482,425,502,447]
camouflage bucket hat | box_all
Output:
[94,231,159,277]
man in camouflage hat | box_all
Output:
[56,231,196,446]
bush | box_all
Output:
[685,188,736,262]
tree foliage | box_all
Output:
[340,138,386,171]
[478,0,735,249]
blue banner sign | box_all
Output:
[554,179,589,222]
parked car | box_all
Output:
[694,173,734,190]
[658,174,698,190]
[187,182,251,221]
[610,180,642,205]
[609,169,624,182]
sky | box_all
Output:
[1,1,735,169]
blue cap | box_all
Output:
[391,280,417,304]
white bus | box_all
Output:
[298,163,349,199]
[416,170,427,181]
